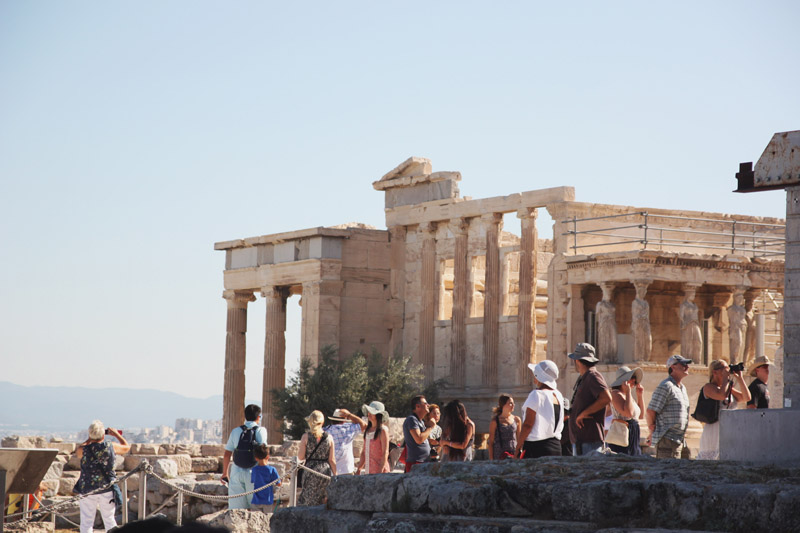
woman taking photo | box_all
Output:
[297,410,336,505]
[606,366,645,456]
[356,401,391,474]
[516,360,564,458]
[439,400,475,461]
[74,420,130,533]
[697,360,751,460]
[488,394,521,460]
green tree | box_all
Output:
[271,346,445,440]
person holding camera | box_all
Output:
[74,420,130,533]
[696,360,751,460]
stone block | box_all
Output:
[40,478,60,497]
[201,444,226,457]
[131,443,160,455]
[281,440,300,458]
[196,508,272,533]
[159,444,178,455]
[271,505,370,533]
[46,442,76,454]
[1,435,48,448]
[125,454,192,474]
[192,456,220,473]
[153,458,179,479]
[65,453,81,470]
[58,475,78,495]
[176,443,201,456]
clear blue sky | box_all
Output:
[1,1,797,400]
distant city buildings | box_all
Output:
[126,419,222,444]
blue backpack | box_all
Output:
[233,425,259,468]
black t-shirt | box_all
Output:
[747,378,770,409]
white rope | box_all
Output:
[143,462,288,501]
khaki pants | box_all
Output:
[655,438,685,459]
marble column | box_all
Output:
[632,280,652,362]
[680,283,703,363]
[517,208,538,383]
[418,222,437,383]
[482,213,503,387]
[388,226,407,357]
[263,286,289,445]
[596,282,618,363]
[728,287,747,365]
[222,290,255,442]
[450,218,470,388]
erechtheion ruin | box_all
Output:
[216,157,785,444]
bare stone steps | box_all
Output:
[367,512,595,532]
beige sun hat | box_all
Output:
[362,400,389,420]
[747,355,772,377]
[328,409,349,423]
[610,366,644,388]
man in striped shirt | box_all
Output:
[646,354,691,458]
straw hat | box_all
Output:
[747,355,772,377]
[328,409,349,423]
[610,366,644,388]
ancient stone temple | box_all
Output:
[216,156,785,444]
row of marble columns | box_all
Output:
[411,208,539,389]
[221,287,290,445]
[593,281,772,364]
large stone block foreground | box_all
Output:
[271,457,800,533]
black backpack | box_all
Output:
[232,425,259,468]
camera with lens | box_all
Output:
[729,362,745,373]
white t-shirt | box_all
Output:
[521,388,565,441]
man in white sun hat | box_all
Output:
[323,408,367,475]
[746,355,772,409]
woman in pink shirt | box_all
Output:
[356,401,390,474]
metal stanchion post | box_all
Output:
[176,492,184,526]
[121,478,129,525]
[289,457,298,507]
[138,468,147,520]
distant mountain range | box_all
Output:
[0,381,246,433]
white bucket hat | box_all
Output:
[528,360,559,389]
[361,400,389,420]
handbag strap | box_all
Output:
[306,431,328,462]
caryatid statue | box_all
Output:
[632,280,652,361]
[743,291,758,365]
[679,285,703,363]
[595,282,617,363]
[727,288,748,364]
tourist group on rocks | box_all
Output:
[73,343,773,529]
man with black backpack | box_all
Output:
[222,404,268,509]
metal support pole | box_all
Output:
[121,478,128,525]
[177,492,184,526]
[138,469,147,520]
[289,457,298,507]
[22,493,29,520]
[1,469,6,533]
[756,313,766,358]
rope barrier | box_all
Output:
[4,454,334,528]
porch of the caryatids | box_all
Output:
[632,279,652,361]
[262,286,289,444]
[680,283,703,363]
[596,282,617,363]
[222,289,256,442]
[517,208,538,384]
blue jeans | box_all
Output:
[228,465,255,509]
[573,441,604,456]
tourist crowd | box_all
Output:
[74,344,774,524]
